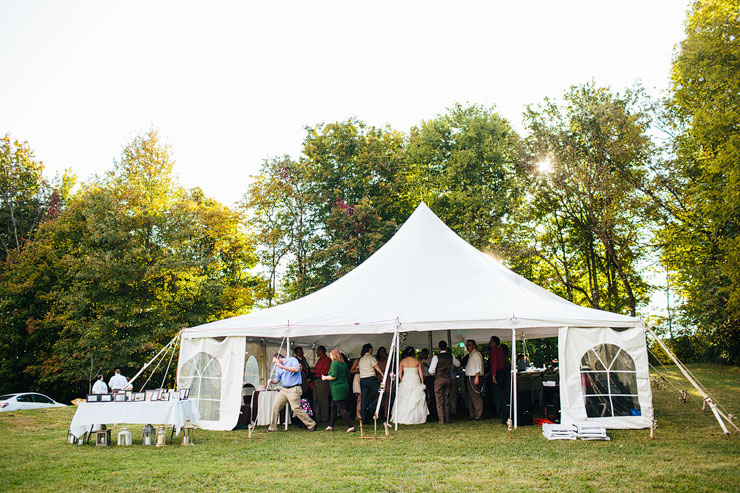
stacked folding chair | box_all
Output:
[542,423,577,440]
[575,421,610,441]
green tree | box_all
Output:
[0,130,260,399]
[406,104,523,249]
[506,83,654,316]
[659,0,740,363]
[296,119,413,291]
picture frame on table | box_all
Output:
[179,389,189,400]
[169,390,180,401]
[113,393,126,402]
[125,390,133,401]
[99,394,113,402]
[159,391,170,401]
[86,394,100,402]
[144,390,156,402]
[134,392,145,402]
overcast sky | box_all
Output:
[0,1,691,206]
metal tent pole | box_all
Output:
[394,322,400,431]
[512,322,518,429]
[285,335,290,431]
[374,331,398,419]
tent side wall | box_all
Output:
[559,326,653,429]
[177,336,246,431]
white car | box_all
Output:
[0,393,67,411]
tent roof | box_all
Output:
[183,203,641,346]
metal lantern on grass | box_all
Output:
[155,425,167,447]
[182,419,194,446]
[66,430,76,444]
[117,427,132,446]
[142,424,155,446]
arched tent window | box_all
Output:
[244,354,260,389]
[580,343,641,418]
[178,352,222,421]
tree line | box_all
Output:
[1,0,738,401]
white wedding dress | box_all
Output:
[392,366,429,425]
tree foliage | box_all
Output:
[0,131,260,399]
[503,83,654,316]
[658,0,740,363]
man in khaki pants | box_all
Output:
[268,353,317,432]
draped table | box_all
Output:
[69,399,200,438]
[254,390,291,426]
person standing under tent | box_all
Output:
[420,348,436,420]
[267,353,317,432]
[322,349,355,432]
[516,353,528,372]
[392,347,430,425]
[92,374,108,394]
[464,340,484,420]
[428,340,460,424]
[312,346,332,422]
[294,347,313,407]
[488,336,505,419]
[354,343,383,425]
[108,369,129,392]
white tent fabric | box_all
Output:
[179,202,651,430]
[182,203,641,342]
[559,326,653,428]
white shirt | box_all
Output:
[92,379,108,394]
[428,351,461,375]
[109,374,128,390]
[464,350,484,376]
[358,354,378,378]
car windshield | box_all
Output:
[0,394,15,401]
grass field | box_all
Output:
[1,364,739,492]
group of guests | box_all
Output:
[91,369,131,394]
[266,336,518,432]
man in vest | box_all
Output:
[428,340,461,424]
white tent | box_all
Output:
[178,202,653,431]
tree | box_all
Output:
[0,134,66,260]
[296,119,413,291]
[406,104,524,249]
[0,130,261,399]
[505,83,654,316]
[659,0,740,362]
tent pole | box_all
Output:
[374,331,398,419]
[261,338,267,387]
[512,323,518,429]
[646,327,733,436]
[285,335,290,431]
[446,330,452,350]
[428,331,433,353]
[127,333,179,391]
[394,322,400,431]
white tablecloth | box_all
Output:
[255,390,291,426]
[69,400,200,438]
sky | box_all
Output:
[0,1,691,206]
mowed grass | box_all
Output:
[1,364,738,492]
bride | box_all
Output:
[392,346,429,425]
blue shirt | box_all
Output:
[275,356,302,387]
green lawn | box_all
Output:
[1,364,739,492]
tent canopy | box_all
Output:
[182,203,641,353]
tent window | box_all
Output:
[244,354,260,389]
[178,352,222,421]
[580,344,641,418]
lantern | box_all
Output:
[142,424,155,446]
[95,429,111,447]
[117,427,132,446]
[66,430,76,444]
[182,419,194,446]
[155,425,167,447]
